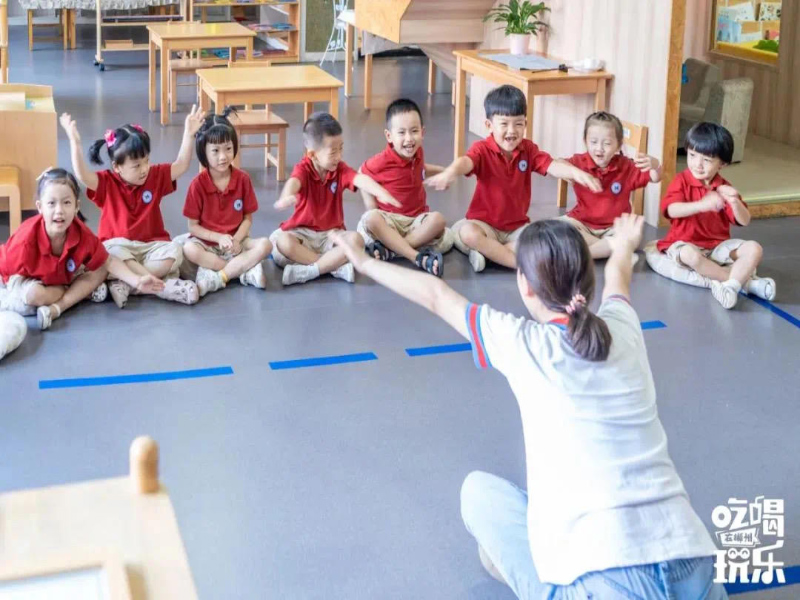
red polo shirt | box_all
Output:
[0,214,109,286]
[566,153,652,230]
[87,163,176,243]
[657,170,744,252]
[281,157,358,232]
[465,136,553,231]
[183,167,258,244]
[360,144,428,217]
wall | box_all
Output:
[684,0,712,60]
[469,0,675,225]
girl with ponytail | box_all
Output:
[58,107,206,309]
[330,214,726,600]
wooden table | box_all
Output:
[452,49,614,159]
[148,22,255,125]
[196,65,343,121]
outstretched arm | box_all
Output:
[357,167,378,210]
[171,105,205,181]
[59,113,99,192]
[332,232,469,338]
[602,213,644,302]
[353,173,401,208]
[424,156,473,191]
[274,177,301,210]
[547,159,602,192]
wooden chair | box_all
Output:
[225,60,289,181]
[0,165,22,235]
[0,0,8,83]
[168,57,210,113]
[556,121,649,216]
[26,8,74,51]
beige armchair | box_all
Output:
[680,58,721,123]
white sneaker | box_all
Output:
[711,279,741,309]
[91,282,108,303]
[478,545,506,585]
[331,263,355,283]
[196,268,225,297]
[240,262,267,289]
[745,276,776,301]
[36,306,55,331]
[282,264,320,286]
[109,280,132,309]
[468,250,486,273]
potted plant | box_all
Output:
[483,0,549,56]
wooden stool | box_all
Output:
[0,165,22,235]
[230,111,289,181]
[168,57,212,113]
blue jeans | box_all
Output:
[460,471,730,600]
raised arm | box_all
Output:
[633,153,663,183]
[332,232,469,338]
[602,213,644,302]
[546,159,602,192]
[718,185,750,226]
[274,177,301,210]
[423,156,473,191]
[59,113,99,192]
[171,105,205,181]
[353,173,402,208]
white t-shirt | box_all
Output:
[465,297,718,585]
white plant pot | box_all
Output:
[509,33,531,55]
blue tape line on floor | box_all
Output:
[39,366,234,390]
[726,564,800,595]
[744,293,800,329]
[269,352,378,370]
[406,321,667,357]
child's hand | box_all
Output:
[379,191,403,208]
[218,234,234,251]
[633,153,659,172]
[184,104,206,136]
[573,169,602,193]
[717,185,740,204]
[231,238,243,255]
[330,231,370,271]
[274,195,297,210]
[424,170,456,191]
[59,112,80,142]
[136,274,166,295]
[607,213,644,255]
[703,191,725,212]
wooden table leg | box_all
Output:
[594,79,607,111]
[329,87,339,119]
[27,10,33,52]
[524,84,534,141]
[451,81,455,106]
[453,56,467,160]
[62,10,67,50]
[427,58,436,95]
[364,52,372,109]
[277,128,286,181]
[160,42,169,125]
[304,102,313,122]
[344,23,353,97]
[556,179,568,208]
[245,38,253,60]
[216,93,225,115]
[70,10,76,49]
[149,38,156,112]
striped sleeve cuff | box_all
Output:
[465,303,492,370]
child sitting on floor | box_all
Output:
[654,122,775,309]
[330,214,727,600]
[425,84,601,272]
[357,98,452,277]
[0,169,164,330]
[178,108,272,297]
[560,111,661,259]
[271,112,401,286]
[60,107,205,308]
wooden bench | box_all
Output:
[0,165,22,235]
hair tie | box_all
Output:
[565,294,587,316]
[104,129,117,147]
[130,123,144,133]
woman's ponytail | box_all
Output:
[566,300,612,362]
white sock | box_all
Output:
[282,263,320,286]
[745,276,776,301]
[331,263,355,283]
[468,250,486,273]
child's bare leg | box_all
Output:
[366,211,418,262]
[405,212,447,248]
[678,246,730,282]
[141,258,175,280]
[122,259,152,278]
[589,239,612,259]
[276,232,320,265]
[728,241,763,287]
[460,224,516,269]
[25,284,66,307]
[184,242,227,271]
[222,238,272,280]
[36,268,107,329]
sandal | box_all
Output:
[415,247,443,278]
[157,278,199,305]
[366,240,395,262]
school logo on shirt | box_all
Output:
[66,258,76,273]
[330,182,338,194]
[611,182,622,194]
[518,159,528,172]
[142,190,153,204]
[712,496,786,586]
[233,199,243,211]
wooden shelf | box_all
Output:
[103,42,150,51]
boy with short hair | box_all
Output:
[655,122,775,309]
[426,84,602,272]
[271,112,401,286]
[357,98,453,277]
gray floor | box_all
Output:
[2,28,799,600]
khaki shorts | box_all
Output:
[559,215,614,240]
[0,275,40,315]
[665,239,745,268]
[175,233,251,261]
[356,209,455,254]
[103,238,183,277]
[452,219,527,255]
[269,227,343,268]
